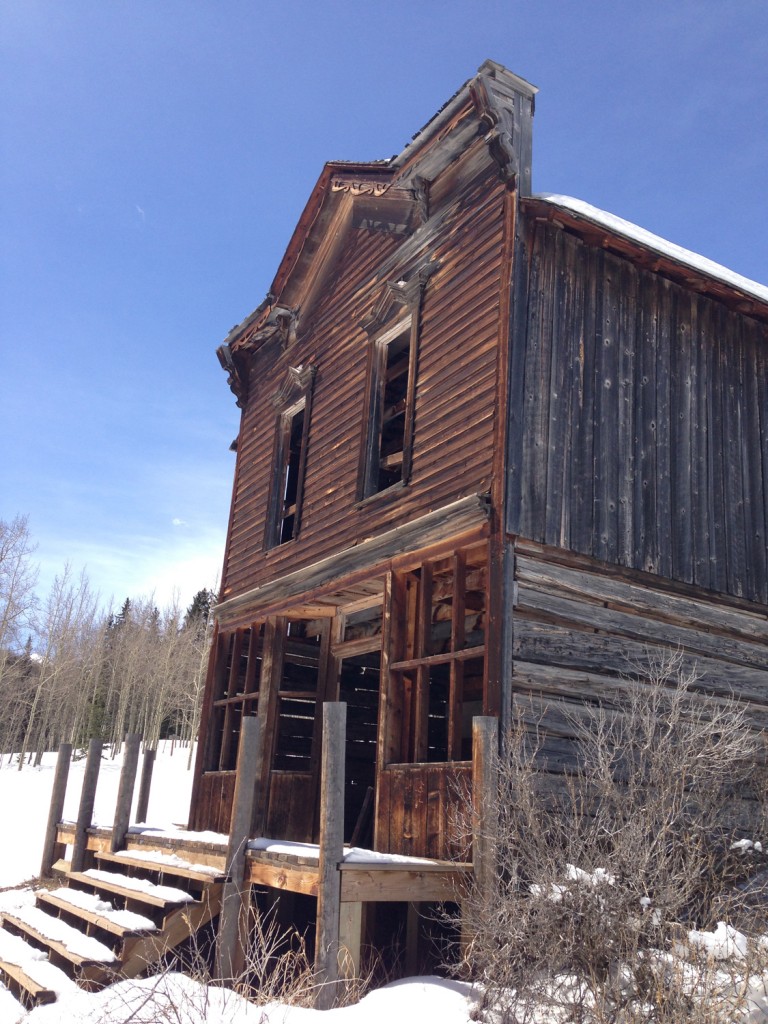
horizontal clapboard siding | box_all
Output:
[222,163,507,600]
[509,220,768,605]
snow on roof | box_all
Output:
[535,194,768,308]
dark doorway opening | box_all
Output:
[338,651,381,845]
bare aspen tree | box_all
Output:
[0,515,38,689]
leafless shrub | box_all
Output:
[454,652,768,1023]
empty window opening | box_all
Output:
[275,403,306,544]
[273,619,323,772]
[207,624,264,772]
[386,544,487,764]
[376,329,411,491]
[362,319,417,498]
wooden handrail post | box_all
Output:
[39,742,73,878]
[472,716,499,900]
[111,733,141,852]
[135,746,156,823]
[71,738,102,872]
[215,714,264,981]
[314,701,346,1010]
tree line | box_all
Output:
[0,514,215,767]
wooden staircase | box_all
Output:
[0,850,225,1010]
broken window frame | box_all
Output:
[204,625,265,773]
[265,366,316,548]
[360,315,418,499]
[383,544,488,765]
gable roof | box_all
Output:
[528,194,768,321]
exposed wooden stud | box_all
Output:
[314,702,346,1010]
[111,733,141,853]
[39,742,72,879]
[71,738,102,873]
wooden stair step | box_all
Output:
[95,850,226,883]
[1,914,115,986]
[61,870,195,913]
[36,891,156,940]
[0,959,56,1008]
[119,883,223,979]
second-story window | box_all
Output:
[361,317,417,498]
[275,401,306,544]
[266,364,316,548]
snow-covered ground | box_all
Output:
[3,746,768,1023]
[0,744,478,1023]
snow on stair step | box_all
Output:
[82,869,193,905]
[2,905,117,963]
[0,926,78,996]
[43,887,157,933]
[103,848,225,879]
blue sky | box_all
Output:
[2,0,767,612]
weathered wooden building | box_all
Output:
[10,62,767,1012]
[190,58,768,866]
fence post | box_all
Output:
[71,738,102,873]
[135,746,156,824]
[111,733,141,852]
[215,714,264,981]
[314,702,346,1010]
[39,742,73,878]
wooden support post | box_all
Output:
[111,733,141,852]
[472,716,499,901]
[71,738,102,873]
[314,702,346,1010]
[338,901,363,979]
[135,746,156,823]
[215,714,264,982]
[39,742,73,879]
[405,901,420,976]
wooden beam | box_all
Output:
[216,495,490,625]
[340,866,465,902]
[338,901,363,978]
[39,742,72,879]
[215,714,265,981]
[111,734,141,852]
[71,738,102,873]
[314,702,346,1010]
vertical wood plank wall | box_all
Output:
[509,220,768,605]
[375,763,471,861]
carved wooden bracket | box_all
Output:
[359,259,440,336]
[470,74,519,186]
[272,363,317,410]
[217,343,248,408]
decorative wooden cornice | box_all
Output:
[331,178,390,197]
[470,73,518,186]
[216,344,247,409]
[359,259,440,336]
[272,363,317,410]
